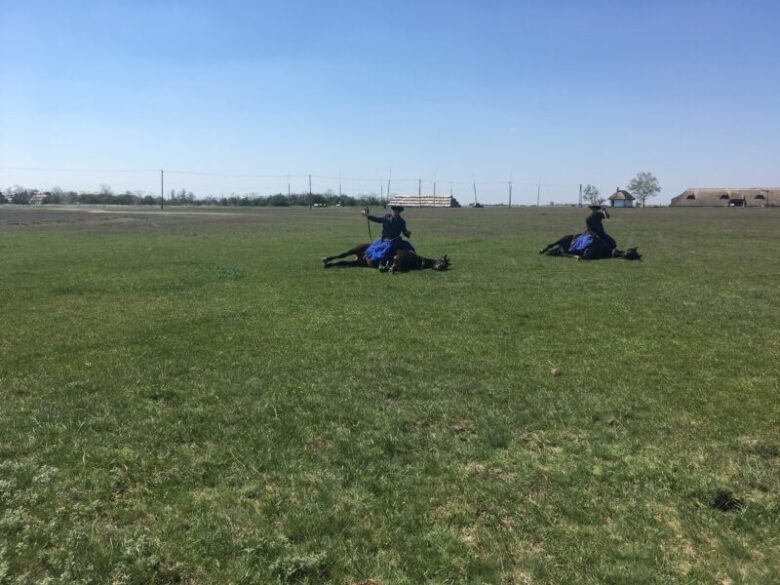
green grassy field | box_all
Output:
[1,205,778,584]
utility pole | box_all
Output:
[579,183,582,207]
[536,180,541,207]
[287,175,291,197]
[308,174,312,208]
[473,177,478,206]
[160,169,164,210]
[508,181,512,208]
[418,178,422,207]
[386,171,391,208]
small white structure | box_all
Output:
[608,187,635,208]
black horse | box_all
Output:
[539,234,642,261]
[322,242,450,272]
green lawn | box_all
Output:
[1,205,778,584]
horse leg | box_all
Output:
[323,244,369,264]
[323,259,362,269]
[322,249,353,263]
[544,244,572,257]
[389,250,419,273]
[581,245,605,261]
[540,235,574,254]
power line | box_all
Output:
[0,166,159,174]
[1,166,583,192]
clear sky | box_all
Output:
[2,0,779,204]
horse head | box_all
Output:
[615,247,642,260]
[432,254,450,271]
[621,247,642,261]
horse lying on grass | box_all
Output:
[322,243,451,273]
[539,234,642,261]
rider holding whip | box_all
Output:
[362,205,411,241]
[361,205,413,271]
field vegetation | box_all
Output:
[1,205,778,584]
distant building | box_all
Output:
[608,187,635,208]
[29,191,48,205]
[388,194,461,208]
[670,188,780,207]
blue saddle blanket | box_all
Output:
[365,239,415,262]
[568,233,595,254]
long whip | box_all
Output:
[364,206,373,240]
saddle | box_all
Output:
[567,233,595,254]
[364,239,415,263]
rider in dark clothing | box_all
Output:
[361,205,412,271]
[586,205,617,250]
[363,205,411,241]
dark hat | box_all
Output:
[390,205,404,212]
[588,204,603,210]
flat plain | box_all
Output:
[1,205,778,584]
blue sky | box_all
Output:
[2,0,779,204]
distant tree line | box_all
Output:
[1,185,385,208]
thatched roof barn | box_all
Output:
[388,194,461,208]
[608,187,635,208]
[671,188,780,207]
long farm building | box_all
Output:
[671,188,780,207]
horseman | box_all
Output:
[363,205,411,242]
[361,205,414,271]
[585,205,617,251]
